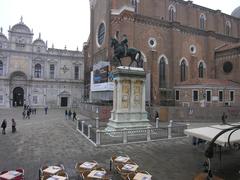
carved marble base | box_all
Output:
[106,66,151,130]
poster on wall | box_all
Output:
[93,65,109,84]
[91,61,114,92]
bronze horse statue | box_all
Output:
[111,37,143,68]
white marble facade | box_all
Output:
[0,18,84,108]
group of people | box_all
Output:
[1,118,16,134]
[65,110,77,121]
[22,105,37,119]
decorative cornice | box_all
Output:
[170,0,240,22]
[112,13,240,43]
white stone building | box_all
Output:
[0,18,84,108]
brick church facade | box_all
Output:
[84,0,240,107]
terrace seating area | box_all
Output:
[0,155,152,180]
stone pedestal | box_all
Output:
[106,66,151,130]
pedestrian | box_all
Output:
[65,110,68,120]
[1,119,7,135]
[68,110,72,120]
[22,111,26,119]
[155,111,159,120]
[27,110,30,119]
[11,118,16,133]
[222,112,227,124]
[44,105,48,115]
[73,111,77,121]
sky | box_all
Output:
[0,0,239,51]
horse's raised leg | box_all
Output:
[128,59,134,68]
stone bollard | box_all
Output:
[168,120,173,139]
[186,123,190,137]
[88,124,92,138]
[96,107,99,128]
[76,119,80,130]
[123,128,128,144]
[147,126,151,141]
[81,121,85,132]
[96,129,101,145]
[156,117,159,128]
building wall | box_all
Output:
[85,0,240,105]
[215,48,240,83]
[0,21,84,108]
[175,87,240,107]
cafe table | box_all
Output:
[122,164,139,172]
[87,170,106,179]
[43,166,62,175]
[46,175,67,180]
[114,156,130,163]
[133,172,152,180]
[80,161,98,170]
[0,170,22,180]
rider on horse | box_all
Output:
[111,31,143,68]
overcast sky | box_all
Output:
[0,0,239,51]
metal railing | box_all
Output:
[76,119,189,147]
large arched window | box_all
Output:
[0,61,3,76]
[34,63,41,78]
[199,62,204,78]
[159,57,166,88]
[168,5,176,22]
[225,21,231,36]
[199,14,206,30]
[180,60,187,82]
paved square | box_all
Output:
[0,108,239,179]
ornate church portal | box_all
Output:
[13,87,24,106]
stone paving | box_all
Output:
[0,108,240,180]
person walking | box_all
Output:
[11,118,16,133]
[65,110,68,120]
[222,112,227,124]
[73,111,77,121]
[26,110,30,119]
[1,119,7,135]
[44,105,48,115]
[22,110,26,119]
[68,110,72,120]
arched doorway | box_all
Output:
[13,87,24,106]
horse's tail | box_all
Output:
[135,51,141,60]
[136,51,143,68]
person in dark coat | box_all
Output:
[44,106,48,115]
[11,118,16,133]
[68,110,72,120]
[222,112,227,124]
[72,111,77,121]
[1,119,7,134]
[22,111,26,119]
[65,110,68,120]
[26,110,30,119]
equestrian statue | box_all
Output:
[111,31,143,68]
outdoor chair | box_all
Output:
[0,170,8,175]
[136,170,150,174]
[127,172,136,180]
[94,166,107,172]
[15,168,24,180]
[39,165,48,180]
[55,164,65,170]
[116,164,131,180]
[57,171,69,179]
[81,170,91,180]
